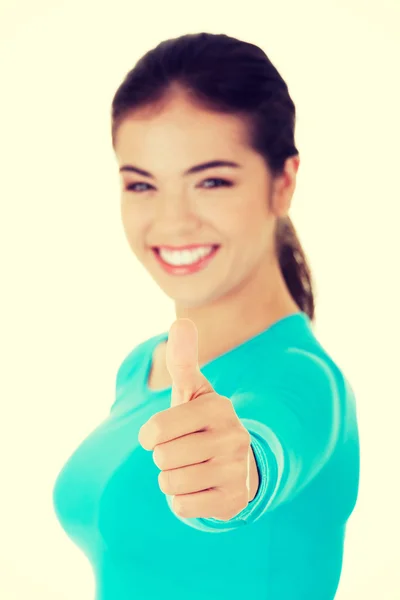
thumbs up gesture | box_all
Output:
[138,318,253,521]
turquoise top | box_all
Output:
[52,312,360,600]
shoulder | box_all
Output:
[246,344,347,406]
[278,348,342,385]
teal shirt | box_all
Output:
[52,312,360,599]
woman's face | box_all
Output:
[114,92,297,310]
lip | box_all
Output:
[152,245,220,275]
[153,244,220,251]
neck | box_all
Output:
[174,258,300,366]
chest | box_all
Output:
[147,342,172,391]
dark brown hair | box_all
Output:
[110,32,315,320]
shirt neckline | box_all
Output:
[142,311,311,396]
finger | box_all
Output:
[172,488,220,519]
[139,392,220,450]
[166,318,213,406]
[159,458,237,496]
[153,430,214,471]
[158,461,223,496]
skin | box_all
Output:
[113,88,301,368]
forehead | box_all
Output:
[114,96,250,164]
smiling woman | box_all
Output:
[113,95,302,334]
[52,31,360,600]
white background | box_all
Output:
[1,0,399,598]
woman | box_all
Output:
[52,32,360,600]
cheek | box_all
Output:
[208,191,267,236]
[213,209,264,245]
[121,203,150,238]
[205,200,246,236]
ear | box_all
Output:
[271,155,300,218]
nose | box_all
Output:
[154,192,200,223]
[153,194,201,238]
[155,191,193,218]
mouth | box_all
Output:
[152,244,220,253]
[151,245,221,275]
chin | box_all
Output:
[167,289,220,310]
[172,296,211,310]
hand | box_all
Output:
[138,318,252,521]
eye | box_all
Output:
[124,178,233,193]
[201,178,233,189]
[125,182,153,193]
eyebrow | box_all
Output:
[119,160,242,179]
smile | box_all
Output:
[152,245,220,275]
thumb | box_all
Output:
[166,318,213,406]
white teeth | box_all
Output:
[159,246,214,266]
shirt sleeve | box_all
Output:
[165,349,344,533]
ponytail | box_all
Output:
[275,216,315,321]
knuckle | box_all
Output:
[158,470,172,494]
[239,489,249,509]
[215,399,237,428]
[153,447,165,469]
[232,483,248,506]
[217,486,248,521]
[173,497,186,517]
[203,393,219,416]
[150,417,163,441]
[229,497,248,519]
[212,394,230,413]
[219,508,239,521]
[234,429,250,457]
[227,427,250,457]
[238,427,251,450]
